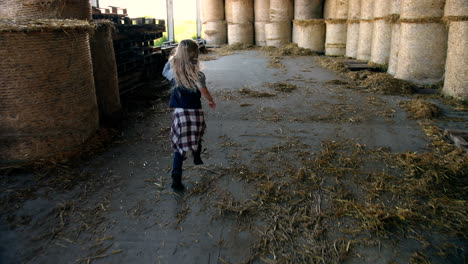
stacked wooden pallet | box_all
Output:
[93,9,168,94]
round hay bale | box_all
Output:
[348,0,361,19]
[203,20,227,45]
[255,21,267,46]
[90,21,121,121]
[346,23,360,58]
[395,23,448,84]
[360,0,375,20]
[228,22,254,45]
[370,0,392,65]
[294,0,324,20]
[356,21,374,60]
[0,0,91,20]
[0,19,98,162]
[323,0,349,19]
[390,0,401,15]
[400,0,445,19]
[202,0,224,22]
[387,22,401,75]
[270,0,294,22]
[226,0,253,23]
[292,20,325,52]
[346,0,361,58]
[265,21,292,47]
[325,21,348,56]
[254,0,270,22]
[444,0,468,17]
[356,0,374,61]
[443,21,468,100]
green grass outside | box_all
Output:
[154,20,197,46]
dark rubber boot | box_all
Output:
[193,142,204,165]
[171,172,184,192]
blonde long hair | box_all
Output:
[169,39,201,90]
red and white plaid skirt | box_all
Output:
[170,108,206,155]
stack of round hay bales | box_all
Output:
[202,0,227,45]
[292,0,325,52]
[370,0,392,65]
[0,20,99,162]
[442,0,468,100]
[325,0,349,56]
[265,0,293,47]
[395,0,447,84]
[226,0,254,45]
[346,0,361,58]
[0,0,91,20]
[357,0,374,61]
[387,0,402,75]
[254,0,269,46]
[90,21,122,121]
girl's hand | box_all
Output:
[209,100,216,109]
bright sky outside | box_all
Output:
[98,0,197,20]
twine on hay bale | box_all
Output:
[347,19,360,24]
[0,0,91,20]
[325,19,348,24]
[293,19,325,26]
[0,19,98,162]
[400,17,444,24]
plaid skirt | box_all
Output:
[170,108,206,155]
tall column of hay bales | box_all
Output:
[0,0,91,20]
[202,0,227,45]
[265,0,293,47]
[325,0,349,56]
[346,0,360,58]
[226,0,254,45]
[395,0,447,84]
[370,0,392,65]
[356,0,374,61]
[387,0,401,75]
[90,21,122,121]
[0,20,99,162]
[292,0,325,52]
[254,0,270,46]
[442,0,468,100]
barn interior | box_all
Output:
[0,0,467,263]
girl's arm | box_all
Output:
[199,87,216,109]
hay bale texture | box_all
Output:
[325,0,349,56]
[228,22,254,45]
[265,21,292,47]
[269,0,294,22]
[0,0,91,20]
[294,0,324,20]
[203,20,227,44]
[201,0,224,22]
[346,0,361,58]
[292,20,325,52]
[387,0,401,75]
[370,0,392,65]
[255,21,267,46]
[395,0,448,84]
[90,21,121,121]
[357,0,374,61]
[0,20,98,162]
[442,0,468,100]
[254,0,270,22]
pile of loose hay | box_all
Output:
[238,85,276,97]
[261,43,317,56]
[316,56,348,73]
[360,73,415,95]
[399,99,441,119]
[264,82,298,92]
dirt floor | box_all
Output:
[1,50,467,264]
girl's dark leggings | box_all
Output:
[172,151,184,175]
[172,142,202,174]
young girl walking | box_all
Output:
[162,39,216,191]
